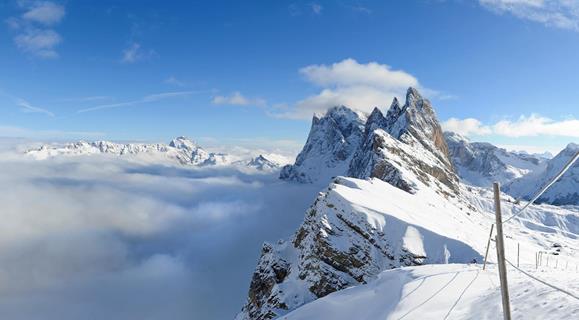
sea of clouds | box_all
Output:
[0,143,320,319]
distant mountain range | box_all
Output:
[25,136,287,171]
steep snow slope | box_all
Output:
[445,132,547,187]
[235,176,577,319]
[282,264,578,320]
[506,143,579,205]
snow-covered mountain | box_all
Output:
[506,143,579,205]
[445,132,548,188]
[279,106,367,183]
[25,136,284,171]
[281,88,458,195]
[236,87,578,320]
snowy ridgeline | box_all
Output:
[236,87,578,320]
[23,136,290,172]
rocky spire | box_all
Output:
[280,106,367,183]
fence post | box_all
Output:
[493,182,512,320]
[483,224,495,270]
[517,243,520,268]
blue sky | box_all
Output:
[0,0,578,155]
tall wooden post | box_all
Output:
[493,182,512,320]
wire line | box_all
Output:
[505,258,579,301]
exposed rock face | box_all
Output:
[506,143,579,205]
[349,89,459,195]
[445,132,547,187]
[280,106,366,183]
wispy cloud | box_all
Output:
[6,1,66,59]
[17,98,55,117]
[211,92,266,107]
[164,76,188,88]
[310,3,323,14]
[0,90,55,117]
[77,91,195,113]
[442,114,579,138]
[479,0,579,31]
[121,42,155,64]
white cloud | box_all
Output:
[77,91,195,113]
[121,42,155,64]
[443,114,579,138]
[14,28,61,58]
[442,118,492,136]
[493,114,579,137]
[310,3,323,14]
[275,58,420,119]
[212,91,266,107]
[480,0,579,31]
[7,1,65,59]
[22,1,65,25]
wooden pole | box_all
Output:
[517,243,520,268]
[483,224,495,270]
[493,182,512,320]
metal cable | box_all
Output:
[503,150,579,224]
[505,258,579,301]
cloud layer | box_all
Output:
[0,150,318,319]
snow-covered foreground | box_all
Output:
[282,263,579,320]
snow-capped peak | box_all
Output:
[168,136,199,151]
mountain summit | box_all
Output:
[281,87,458,195]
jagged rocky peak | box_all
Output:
[279,106,367,183]
[349,87,459,194]
[386,87,453,168]
[281,87,459,194]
